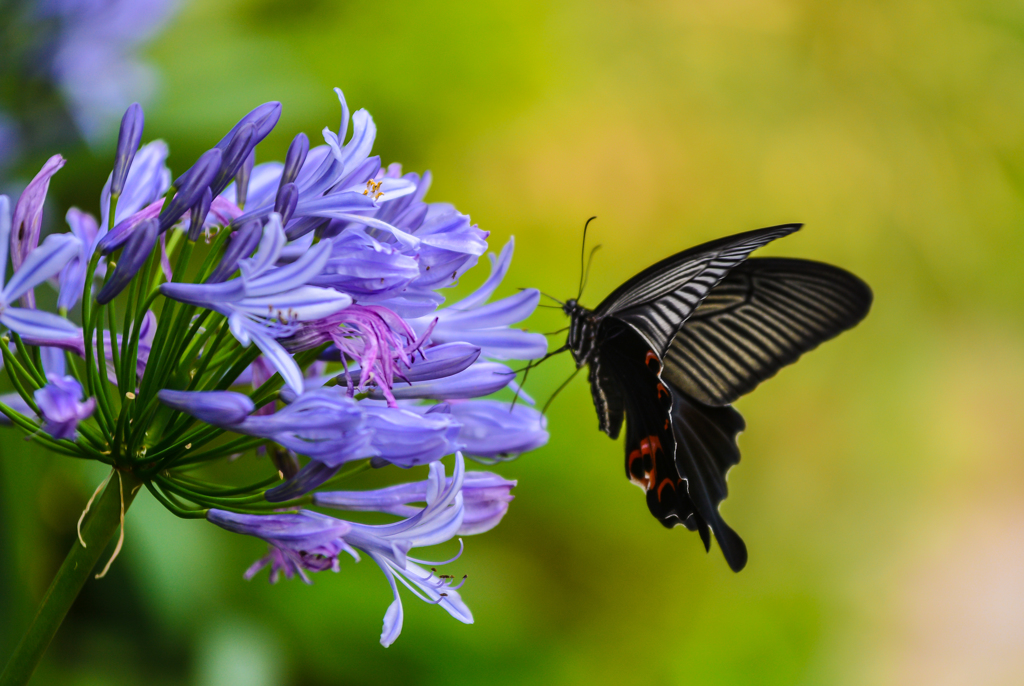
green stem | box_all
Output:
[0,470,144,686]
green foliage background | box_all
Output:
[3,0,1024,684]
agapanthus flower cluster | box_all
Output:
[0,89,549,646]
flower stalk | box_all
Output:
[0,470,144,686]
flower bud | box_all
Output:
[159,148,222,233]
[187,187,213,242]
[280,132,309,187]
[111,103,144,198]
[206,220,262,283]
[96,217,158,304]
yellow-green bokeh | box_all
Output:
[3,0,1024,684]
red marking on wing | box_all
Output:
[628,434,664,490]
[656,382,668,400]
[644,350,660,371]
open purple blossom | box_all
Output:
[33,374,95,440]
[207,509,353,584]
[343,453,472,646]
[0,88,549,652]
[316,468,516,536]
[285,303,431,405]
[410,238,548,361]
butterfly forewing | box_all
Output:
[662,258,873,406]
[595,224,801,355]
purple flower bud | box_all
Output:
[187,187,213,242]
[157,148,222,233]
[214,102,281,156]
[234,150,255,210]
[33,374,95,440]
[364,406,461,468]
[446,399,548,461]
[280,133,309,188]
[158,389,256,426]
[96,218,157,304]
[110,103,144,198]
[457,471,516,534]
[11,155,65,307]
[209,122,256,198]
[370,362,515,401]
[206,221,262,283]
[274,182,298,226]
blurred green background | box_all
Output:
[3,0,1024,684]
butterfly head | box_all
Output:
[563,299,598,367]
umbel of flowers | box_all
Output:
[0,89,549,678]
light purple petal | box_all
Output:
[1,307,79,341]
[242,237,334,298]
[233,286,352,322]
[11,154,66,276]
[454,238,515,310]
[0,195,10,285]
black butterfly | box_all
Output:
[556,222,871,572]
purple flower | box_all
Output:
[101,140,172,229]
[0,196,80,342]
[110,103,144,197]
[159,387,372,464]
[10,155,66,308]
[444,399,548,462]
[161,215,351,392]
[96,217,157,303]
[341,454,473,646]
[316,468,515,536]
[33,374,95,440]
[215,455,472,646]
[207,509,353,584]
[369,361,516,401]
[411,238,547,361]
[364,405,461,468]
[286,304,430,406]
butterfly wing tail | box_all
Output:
[671,386,749,572]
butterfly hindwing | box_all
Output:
[669,387,748,572]
[592,319,712,538]
[662,257,873,406]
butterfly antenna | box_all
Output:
[510,345,570,410]
[542,367,581,415]
[579,244,602,300]
[577,216,598,300]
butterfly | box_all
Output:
[555,222,872,572]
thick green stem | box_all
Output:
[0,470,144,686]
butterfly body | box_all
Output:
[564,224,871,572]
